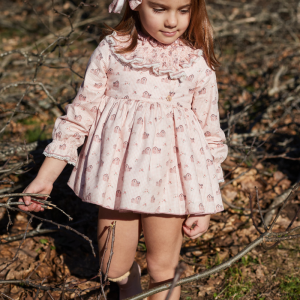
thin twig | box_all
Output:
[165,262,186,300]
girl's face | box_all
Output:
[134,0,191,45]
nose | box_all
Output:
[164,12,177,29]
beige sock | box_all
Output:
[108,271,130,282]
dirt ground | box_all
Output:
[1,0,300,299]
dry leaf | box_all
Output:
[35,262,52,279]
[218,249,229,262]
[6,262,35,280]
[255,265,266,282]
[181,264,195,278]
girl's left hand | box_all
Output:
[183,214,211,239]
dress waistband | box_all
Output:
[105,94,192,110]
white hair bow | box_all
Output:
[108,0,142,13]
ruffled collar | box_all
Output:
[105,30,203,82]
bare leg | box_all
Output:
[97,207,142,299]
[141,214,186,300]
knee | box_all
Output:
[101,261,130,279]
[146,255,177,283]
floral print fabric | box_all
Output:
[43,30,228,215]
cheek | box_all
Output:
[141,14,161,31]
[181,15,191,29]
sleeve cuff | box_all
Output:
[43,141,78,166]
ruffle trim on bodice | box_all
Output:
[105,30,203,82]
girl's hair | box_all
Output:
[100,0,220,70]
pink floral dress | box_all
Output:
[43,30,228,215]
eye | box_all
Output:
[180,9,190,13]
[153,8,164,13]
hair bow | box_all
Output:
[108,0,142,13]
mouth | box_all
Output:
[161,31,177,36]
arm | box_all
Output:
[191,67,228,183]
[18,157,67,212]
[43,39,109,166]
[18,39,110,213]
[37,157,67,183]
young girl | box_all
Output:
[19,0,228,299]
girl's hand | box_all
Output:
[183,214,211,239]
[18,178,53,212]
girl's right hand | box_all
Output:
[18,178,53,212]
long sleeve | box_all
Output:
[191,67,228,183]
[43,39,109,166]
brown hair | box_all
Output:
[100,0,220,70]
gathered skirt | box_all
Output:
[67,94,224,215]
